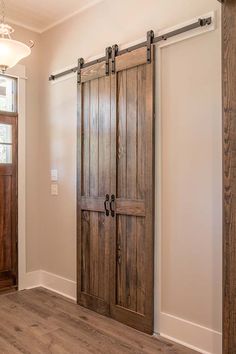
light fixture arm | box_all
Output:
[29,40,34,48]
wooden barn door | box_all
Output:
[109,47,155,333]
[77,62,114,315]
[77,46,154,333]
[0,114,18,292]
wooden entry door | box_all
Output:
[0,114,18,292]
[77,46,154,333]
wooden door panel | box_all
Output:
[78,48,154,333]
[81,210,109,301]
[81,77,111,198]
[116,215,146,315]
[110,51,154,334]
[98,76,111,198]
[117,65,146,200]
[78,71,112,315]
[0,175,12,271]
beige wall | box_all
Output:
[11,0,222,351]
[9,24,41,271]
[161,32,222,331]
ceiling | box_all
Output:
[4,0,102,33]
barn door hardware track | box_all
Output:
[49,17,212,81]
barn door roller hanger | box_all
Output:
[49,17,212,82]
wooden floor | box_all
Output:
[0,288,198,354]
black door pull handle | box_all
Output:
[104,194,110,216]
[110,195,115,217]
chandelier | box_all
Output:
[0,0,33,73]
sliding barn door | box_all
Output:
[77,46,154,333]
[77,63,114,315]
[109,47,155,333]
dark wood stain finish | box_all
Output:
[77,47,154,333]
[0,114,18,293]
[110,47,155,333]
[0,287,199,354]
[223,0,236,353]
[78,68,112,316]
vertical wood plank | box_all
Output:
[90,79,99,197]
[98,213,105,300]
[98,213,106,300]
[117,215,127,308]
[82,82,90,197]
[117,71,127,199]
[98,76,111,197]
[136,217,145,315]
[223,1,236,352]
[89,212,99,297]
[81,211,90,293]
[126,216,137,312]
[126,67,138,200]
[137,65,146,200]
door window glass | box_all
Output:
[0,76,17,113]
[0,124,12,163]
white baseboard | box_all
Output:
[19,270,41,290]
[158,312,222,354]
[41,270,76,301]
[23,270,76,301]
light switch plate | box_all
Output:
[51,184,58,196]
[51,169,58,181]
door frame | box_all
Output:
[0,113,18,291]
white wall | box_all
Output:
[16,1,221,353]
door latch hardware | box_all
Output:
[110,194,115,217]
[105,47,112,76]
[147,30,154,64]
[104,194,110,216]
[111,44,118,74]
[77,58,84,85]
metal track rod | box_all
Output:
[49,17,212,81]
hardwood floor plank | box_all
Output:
[0,288,198,354]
